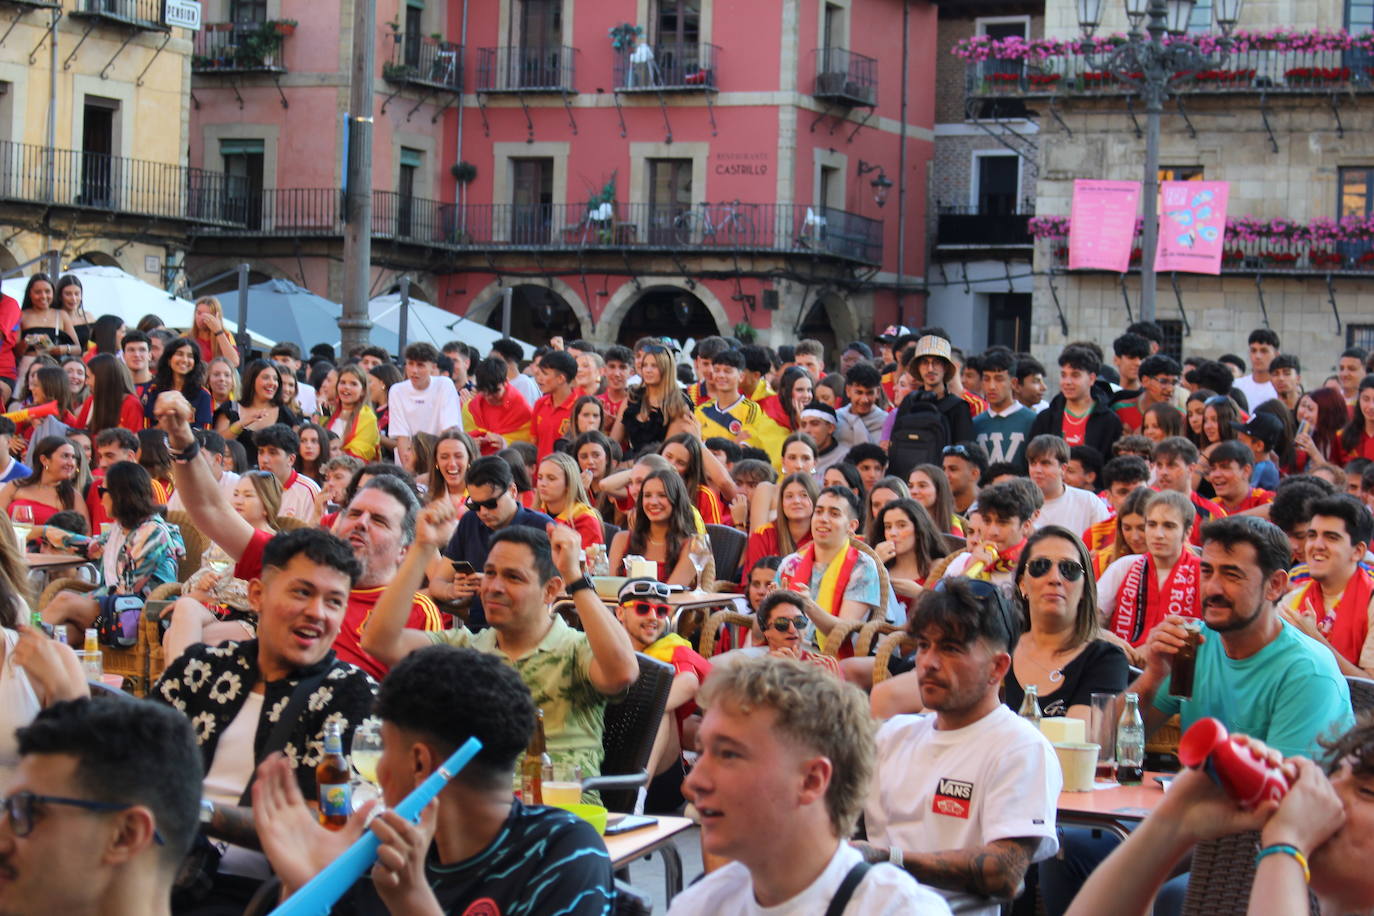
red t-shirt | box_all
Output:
[0,294,20,380]
[1222,487,1274,514]
[1061,409,1089,447]
[233,528,442,679]
[530,390,576,459]
[1114,401,1144,433]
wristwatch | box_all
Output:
[566,574,595,595]
[200,798,215,824]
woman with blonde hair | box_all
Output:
[206,356,238,416]
[536,451,604,549]
[612,341,694,455]
[742,472,817,574]
[323,363,379,460]
[189,296,240,367]
[160,469,282,661]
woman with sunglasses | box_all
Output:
[757,589,840,678]
[611,343,693,455]
[160,470,283,662]
[742,471,817,576]
[536,452,604,550]
[1336,375,1374,465]
[608,468,697,587]
[873,498,947,616]
[1005,526,1128,722]
[1096,489,1199,668]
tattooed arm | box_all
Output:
[206,801,262,850]
[855,837,1039,902]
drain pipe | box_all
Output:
[895,0,909,326]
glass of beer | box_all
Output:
[1170,617,1204,699]
[543,763,583,807]
[1089,692,1117,782]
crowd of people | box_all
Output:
[0,274,1371,914]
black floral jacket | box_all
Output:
[153,639,378,798]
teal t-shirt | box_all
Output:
[1154,619,1354,759]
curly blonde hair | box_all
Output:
[697,654,874,838]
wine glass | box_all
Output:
[12,505,32,527]
[350,718,383,804]
[688,533,712,596]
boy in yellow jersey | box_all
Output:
[695,350,788,468]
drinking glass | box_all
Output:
[12,505,32,527]
[79,650,103,681]
[350,718,383,786]
[543,763,583,807]
[688,534,712,595]
[1089,692,1117,783]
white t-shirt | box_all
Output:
[167,470,239,513]
[1035,485,1109,537]
[387,376,462,438]
[865,707,1062,916]
[0,628,41,793]
[202,690,269,878]
[1231,375,1277,411]
[278,472,321,523]
[667,839,950,915]
[510,373,541,407]
[295,380,318,416]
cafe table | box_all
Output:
[602,814,694,903]
[1056,772,1172,842]
[24,553,92,570]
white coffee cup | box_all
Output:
[1054,741,1100,792]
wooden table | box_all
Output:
[1057,772,1170,841]
[24,553,92,570]
[602,814,694,903]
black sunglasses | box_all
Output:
[1,791,164,844]
[768,616,807,633]
[1026,557,1086,582]
[464,495,504,512]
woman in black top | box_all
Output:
[55,274,93,351]
[213,358,298,468]
[611,342,693,454]
[18,273,79,360]
[1003,525,1129,720]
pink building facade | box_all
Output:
[186,0,936,350]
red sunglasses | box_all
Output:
[622,600,672,619]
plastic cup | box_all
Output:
[1054,742,1100,792]
[1089,692,1118,781]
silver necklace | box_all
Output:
[1020,647,1067,683]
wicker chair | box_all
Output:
[1347,675,1374,715]
[1179,830,1318,916]
[855,619,900,657]
[697,609,758,658]
[704,523,747,586]
[872,630,916,685]
[580,652,674,814]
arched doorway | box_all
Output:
[616,286,718,347]
[71,251,122,269]
[796,291,858,361]
[482,285,580,346]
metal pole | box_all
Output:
[500,286,512,338]
[236,263,250,361]
[339,0,376,354]
[1138,0,1167,325]
[895,0,909,327]
[398,277,410,354]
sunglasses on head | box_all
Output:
[942,444,971,459]
[768,616,807,633]
[464,495,504,512]
[619,579,677,601]
[622,600,672,619]
[1026,557,1085,581]
[641,343,670,355]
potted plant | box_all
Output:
[450,161,478,184]
[272,18,296,36]
[608,22,641,51]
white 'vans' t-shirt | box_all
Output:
[667,840,949,915]
[865,707,1061,916]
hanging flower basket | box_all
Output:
[1310,250,1344,268]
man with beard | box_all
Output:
[1042,516,1355,913]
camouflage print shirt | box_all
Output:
[431,615,608,781]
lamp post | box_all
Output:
[1075,0,1242,323]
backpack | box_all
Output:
[886,392,950,481]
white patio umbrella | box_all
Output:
[367,294,534,358]
[1,265,274,347]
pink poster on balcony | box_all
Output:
[1068,180,1141,272]
[1154,181,1230,274]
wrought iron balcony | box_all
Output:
[964,47,1374,101]
[1043,231,1374,276]
[197,194,884,264]
[936,203,1034,248]
[813,47,877,106]
[476,45,576,92]
[383,36,463,92]
[68,0,165,31]
[193,21,291,73]
[614,42,719,91]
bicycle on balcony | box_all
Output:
[673,199,753,247]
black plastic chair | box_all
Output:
[581,652,675,814]
[705,523,747,585]
[1348,675,1374,715]
[603,521,622,545]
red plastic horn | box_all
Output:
[1178,717,1289,808]
[1,400,60,424]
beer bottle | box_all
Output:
[521,709,552,805]
[1018,683,1042,727]
[1116,693,1145,785]
[316,720,352,830]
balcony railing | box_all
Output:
[1044,232,1374,276]
[613,42,719,91]
[193,22,290,73]
[965,47,1374,100]
[384,36,463,92]
[69,0,165,30]
[198,195,884,263]
[813,47,877,106]
[476,45,576,92]
[936,203,1034,248]
[0,140,246,225]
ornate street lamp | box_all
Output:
[1074,0,1245,323]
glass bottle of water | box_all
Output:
[1018,683,1041,727]
[1116,693,1145,785]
